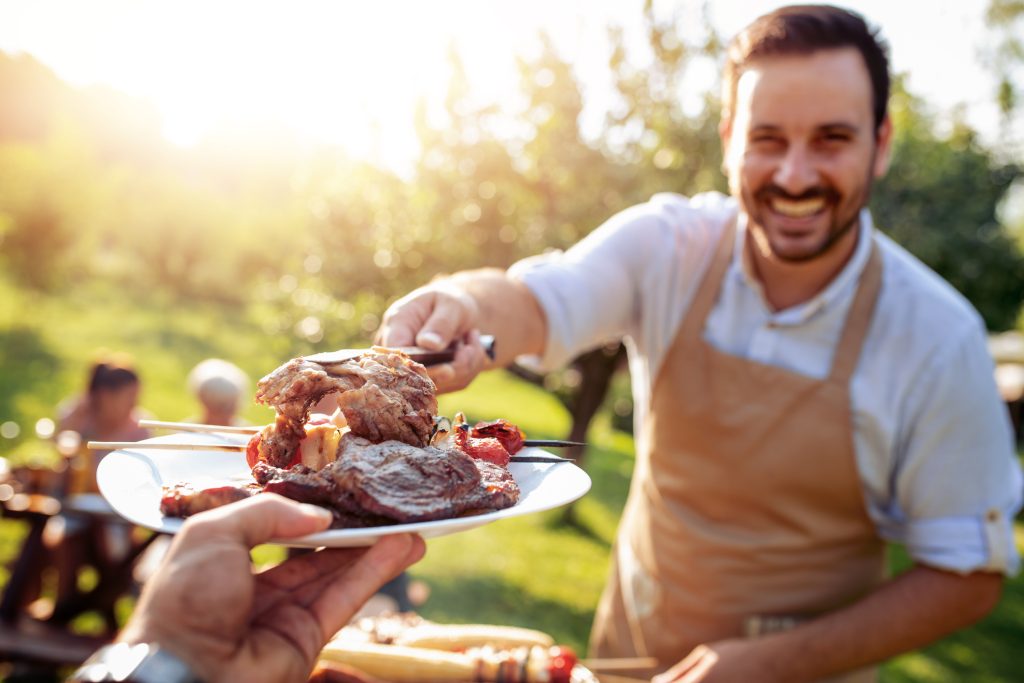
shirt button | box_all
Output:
[986,509,1000,522]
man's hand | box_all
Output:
[378,284,489,393]
[377,270,548,393]
[117,494,425,683]
[652,639,782,683]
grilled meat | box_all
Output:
[160,482,260,517]
[323,435,487,523]
[255,348,437,467]
[163,348,523,528]
[252,460,395,528]
[163,434,521,526]
[467,460,520,512]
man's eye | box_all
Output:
[750,136,783,147]
[820,132,852,144]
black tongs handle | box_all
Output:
[406,334,496,367]
[307,335,495,366]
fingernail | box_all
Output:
[418,331,444,349]
[300,504,333,523]
[400,534,426,562]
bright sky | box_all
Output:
[0,0,1007,173]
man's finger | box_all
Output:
[415,293,476,350]
[378,317,420,348]
[679,653,717,682]
[378,290,437,347]
[426,363,457,390]
[257,547,368,593]
[452,330,488,376]
[311,533,426,637]
[652,645,708,683]
[183,494,334,549]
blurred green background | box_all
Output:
[2,1,1023,680]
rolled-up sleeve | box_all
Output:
[890,322,1022,576]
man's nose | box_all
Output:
[772,145,818,195]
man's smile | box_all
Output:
[769,195,827,218]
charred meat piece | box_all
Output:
[322,435,484,523]
[252,461,337,507]
[160,482,260,518]
[252,461,393,528]
[465,460,521,512]
[255,349,438,467]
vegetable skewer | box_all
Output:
[138,419,586,449]
[86,440,575,464]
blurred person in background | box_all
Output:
[56,353,152,492]
[47,355,151,613]
[186,358,251,426]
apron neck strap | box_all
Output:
[828,241,883,383]
[681,214,738,340]
[682,215,884,385]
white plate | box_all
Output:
[96,432,591,547]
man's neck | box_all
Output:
[745,220,861,312]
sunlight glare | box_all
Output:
[32,0,556,169]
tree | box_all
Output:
[603,0,726,202]
[984,0,1024,141]
[871,79,1024,330]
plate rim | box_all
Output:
[97,433,591,547]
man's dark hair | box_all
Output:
[722,4,890,131]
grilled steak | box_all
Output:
[163,435,521,527]
[464,460,520,512]
[322,435,487,523]
[160,482,260,517]
[255,349,438,467]
[252,460,394,528]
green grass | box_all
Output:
[1,280,1022,680]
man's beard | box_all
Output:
[746,183,857,263]
[740,147,878,263]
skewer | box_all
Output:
[140,420,586,449]
[140,419,259,434]
[88,441,248,452]
[521,439,586,448]
[86,440,574,464]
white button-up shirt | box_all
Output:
[511,191,1022,575]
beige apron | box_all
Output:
[590,217,886,682]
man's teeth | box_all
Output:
[771,197,825,217]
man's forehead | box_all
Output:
[733,48,874,126]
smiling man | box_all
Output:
[376,5,1022,682]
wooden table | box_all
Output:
[0,484,160,668]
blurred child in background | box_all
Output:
[186,358,250,426]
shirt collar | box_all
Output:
[732,209,875,324]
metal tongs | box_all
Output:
[305,335,497,366]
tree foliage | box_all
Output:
[0,9,1021,348]
[872,80,1024,330]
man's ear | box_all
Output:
[873,115,893,178]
